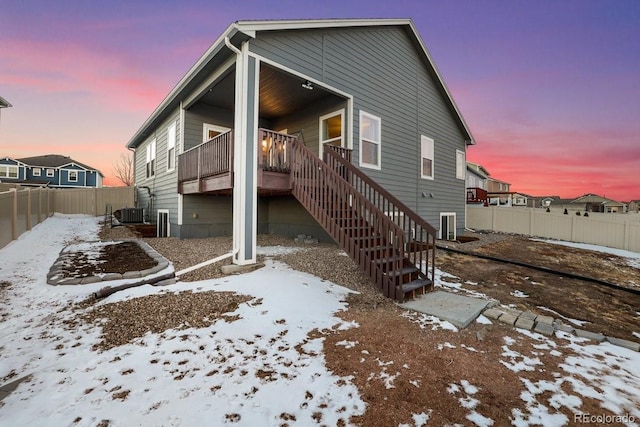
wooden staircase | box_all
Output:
[289,139,436,302]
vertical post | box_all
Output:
[232,41,259,265]
[26,188,32,230]
[11,189,17,240]
[37,187,42,224]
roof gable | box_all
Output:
[128,18,474,149]
[15,155,102,175]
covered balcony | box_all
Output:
[178,129,297,195]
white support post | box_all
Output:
[231,41,259,266]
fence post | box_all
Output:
[37,188,42,224]
[11,189,17,240]
[528,208,533,235]
[491,206,497,231]
[26,188,32,230]
[624,222,630,251]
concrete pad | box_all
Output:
[482,308,504,320]
[606,337,640,352]
[536,315,554,326]
[399,291,491,329]
[534,322,555,336]
[515,317,535,330]
[575,329,605,342]
[499,313,518,326]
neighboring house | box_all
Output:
[0,154,103,188]
[486,177,510,192]
[549,193,624,214]
[487,191,529,207]
[127,19,475,301]
[628,200,640,213]
[465,161,489,205]
[465,161,489,190]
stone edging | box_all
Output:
[47,240,171,286]
[483,306,640,352]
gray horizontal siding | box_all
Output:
[183,104,234,152]
[134,108,181,233]
[250,26,469,233]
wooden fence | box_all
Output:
[466,205,640,253]
[0,186,135,249]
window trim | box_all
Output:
[203,123,230,143]
[456,149,465,180]
[167,121,177,172]
[67,170,78,182]
[358,111,382,170]
[157,209,170,237]
[146,138,156,179]
[318,108,345,158]
[439,212,457,240]
[421,135,435,180]
[32,168,41,177]
[0,164,19,179]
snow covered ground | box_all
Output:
[1,215,639,426]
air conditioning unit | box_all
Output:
[120,207,144,223]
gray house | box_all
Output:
[127,19,474,301]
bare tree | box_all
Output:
[113,153,134,186]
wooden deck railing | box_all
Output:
[290,138,424,301]
[178,131,233,184]
[258,129,294,173]
[323,148,436,289]
[466,187,488,204]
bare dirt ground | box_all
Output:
[79,224,640,424]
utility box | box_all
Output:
[120,208,144,223]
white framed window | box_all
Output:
[319,109,344,157]
[167,121,176,172]
[32,168,41,177]
[456,150,465,180]
[359,111,381,170]
[157,209,170,237]
[146,139,156,179]
[68,170,78,182]
[440,212,456,240]
[0,165,18,178]
[203,123,230,143]
[421,136,434,180]
[46,168,54,177]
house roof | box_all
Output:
[487,176,511,186]
[0,96,11,108]
[14,154,103,176]
[466,161,489,179]
[127,18,475,149]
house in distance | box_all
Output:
[0,154,103,188]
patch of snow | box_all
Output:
[336,340,358,349]
[438,342,457,351]
[401,311,458,332]
[510,290,529,298]
[466,411,494,427]
[500,346,542,373]
[256,245,305,256]
[633,332,640,340]
[503,336,517,345]
[398,411,432,427]
[537,306,589,327]
[476,315,492,325]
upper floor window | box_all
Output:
[167,122,176,172]
[359,111,381,170]
[421,136,434,180]
[456,150,465,180]
[146,139,156,178]
[68,170,78,182]
[0,165,18,178]
[46,169,54,177]
[33,168,41,177]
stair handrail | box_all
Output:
[290,139,410,299]
[324,147,436,286]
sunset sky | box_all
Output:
[1,0,638,201]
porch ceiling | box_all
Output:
[199,63,334,120]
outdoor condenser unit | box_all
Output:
[120,207,144,223]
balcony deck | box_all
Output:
[178,129,296,195]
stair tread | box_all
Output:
[398,279,432,293]
[386,266,419,277]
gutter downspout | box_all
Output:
[224,36,242,55]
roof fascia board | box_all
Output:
[235,18,411,32]
[127,24,243,149]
